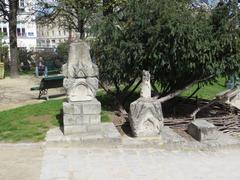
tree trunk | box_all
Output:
[68,27,73,43]
[78,19,85,39]
[9,0,19,78]
[103,0,113,16]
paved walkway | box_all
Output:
[0,143,43,180]
[40,147,240,180]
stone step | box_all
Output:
[45,123,122,147]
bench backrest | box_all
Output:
[40,76,64,89]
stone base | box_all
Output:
[187,119,218,142]
[63,99,101,135]
[45,123,121,147]
[129,98,164,137]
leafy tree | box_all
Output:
[92,0,240,113]
[0,0,19,77]
[56,42,70,63]
[37,0,101,39]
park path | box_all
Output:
[0,75,65,111]
[40,146,240,180]
[0,143,239,180]
[0,143,43,180]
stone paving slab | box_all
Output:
[46,126,240,150]
[40,147,240,180]
[0,143,43,180]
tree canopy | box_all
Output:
[37,0,101,39]
[92,0,240,111]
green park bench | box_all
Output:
[31,75,65,100]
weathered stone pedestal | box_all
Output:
[129,98,164,137]
[60,41,121,144]
[129,71,164,137]
[63,99,101,135]
[187,119,218,142]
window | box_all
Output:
[17,28,21,36]
[52,30,54,36]
[22,28,26,36]
[47,40,50,47]
[19,0,25,8]
[64,31,66,36]
[28,32,34,36]
[3,27,7,36]
[59,31,61,36]
[52,40,56,43]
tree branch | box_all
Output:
[187,83,201,99]
[158,75,214,103]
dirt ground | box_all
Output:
[0,75,65,111]
[0,143,43,180]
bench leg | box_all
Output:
[46,90,49,101]
[38,89,48,100]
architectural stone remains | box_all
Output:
[62,41,101,135]
[63,42,99,102]
[129,70,164,137]
[140,70,151,98]
[187,119,218,142]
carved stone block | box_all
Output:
[187,119,218,141]
[63,77,98,102]
[66,41,99,78]
[129,98,164,137]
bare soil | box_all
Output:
[0,75,65,111]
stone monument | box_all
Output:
[62,41,101,135]
[129,70,164,137]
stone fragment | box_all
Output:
[140,70,151,98]
[129,98,164,137]
[66,41,98,78]
[187,119,218,141]
[63,41,99,102]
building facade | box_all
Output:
[36,22,76,49]
[0,0,37,50]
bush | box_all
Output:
[18,48,34,71]
[56,42,70,63]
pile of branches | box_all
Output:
[164,101,240,136]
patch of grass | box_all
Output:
[0,98,111,142]
[101,111,111,122]
[181,78,227,100]
[0,100,63,142]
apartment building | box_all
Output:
[0,0,37,50]
[36,22,76,49]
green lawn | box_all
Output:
[0,99,111,142]
[181,78,227,100]
[0,78,228,142]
